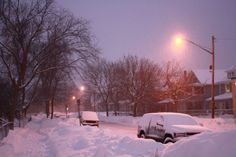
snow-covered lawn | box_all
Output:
[0,113,236,157]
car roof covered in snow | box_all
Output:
[141,112,197,125]
[81,111,99,121]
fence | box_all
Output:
[0,118,12,141]
[178,109,233,116]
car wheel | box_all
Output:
[140,131,146,138]
[164,136,174,144]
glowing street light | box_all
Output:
[80,86,85,92]
[174,35,216,118]
[175,37,183,45]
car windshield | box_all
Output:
[81,111,99,121]
[165,114,198,126]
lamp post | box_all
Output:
[175,35,216,118]
[77,85,85,118]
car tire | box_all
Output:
[139,131,146,138]
[164,135,174,144]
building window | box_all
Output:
[225,84,230,93]
[228,71,236,79]
[232,72,235,77]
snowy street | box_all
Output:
[0,113,236,157]
[100,122,137,138]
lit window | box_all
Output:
[225,84,230,92]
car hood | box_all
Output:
[170,124,209,133]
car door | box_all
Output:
[148,115,165,139]
[147,116,157,138]
[155,115,165,138]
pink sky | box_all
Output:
[57,0,236,69]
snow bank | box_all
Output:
[0,113,164,157]
[161,129,236,157]
[195,115,236,131]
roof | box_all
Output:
[225,65,236,73]
[192,69,228,85]
[206,92,232,101]
[158,98,174,104]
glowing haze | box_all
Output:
[56,0,236,69]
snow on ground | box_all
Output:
[161,129,236,157]
[0,112,236,157]
[0,113,163,157]
[162,115,236,157]
[195,115,236,131]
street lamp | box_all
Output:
[77,85,85,118]
[80,86,85,92]
[175,35,216,118]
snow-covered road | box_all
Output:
[100,122,137,138]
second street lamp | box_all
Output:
[175,35,216,118]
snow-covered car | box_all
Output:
[80,111,99,127]
[137,112,209,143]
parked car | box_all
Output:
[137,112,209,143]
[80,111,99,127]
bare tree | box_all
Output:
[81,59,113,116]
[108,62,127,115]
[0,0,97,128]
[120,56,162,116]
[81,55,162,116]
[161,61,196,112]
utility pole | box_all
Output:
[211,35,215,118]
[176,35,216,118]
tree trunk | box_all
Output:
[133,102,137,117]
[8,89,19,130]
[45,100,50,118]
[106,103,109,117]
[50,98,54,119]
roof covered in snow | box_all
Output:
[206,92,232,101]
[225,65,236,73]
[192,69,228,85]
[158,98,174,104]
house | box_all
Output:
[225,65,236,118]
[158,68,233,116]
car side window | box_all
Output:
[149,115,162,126]
[150,116,156,127]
